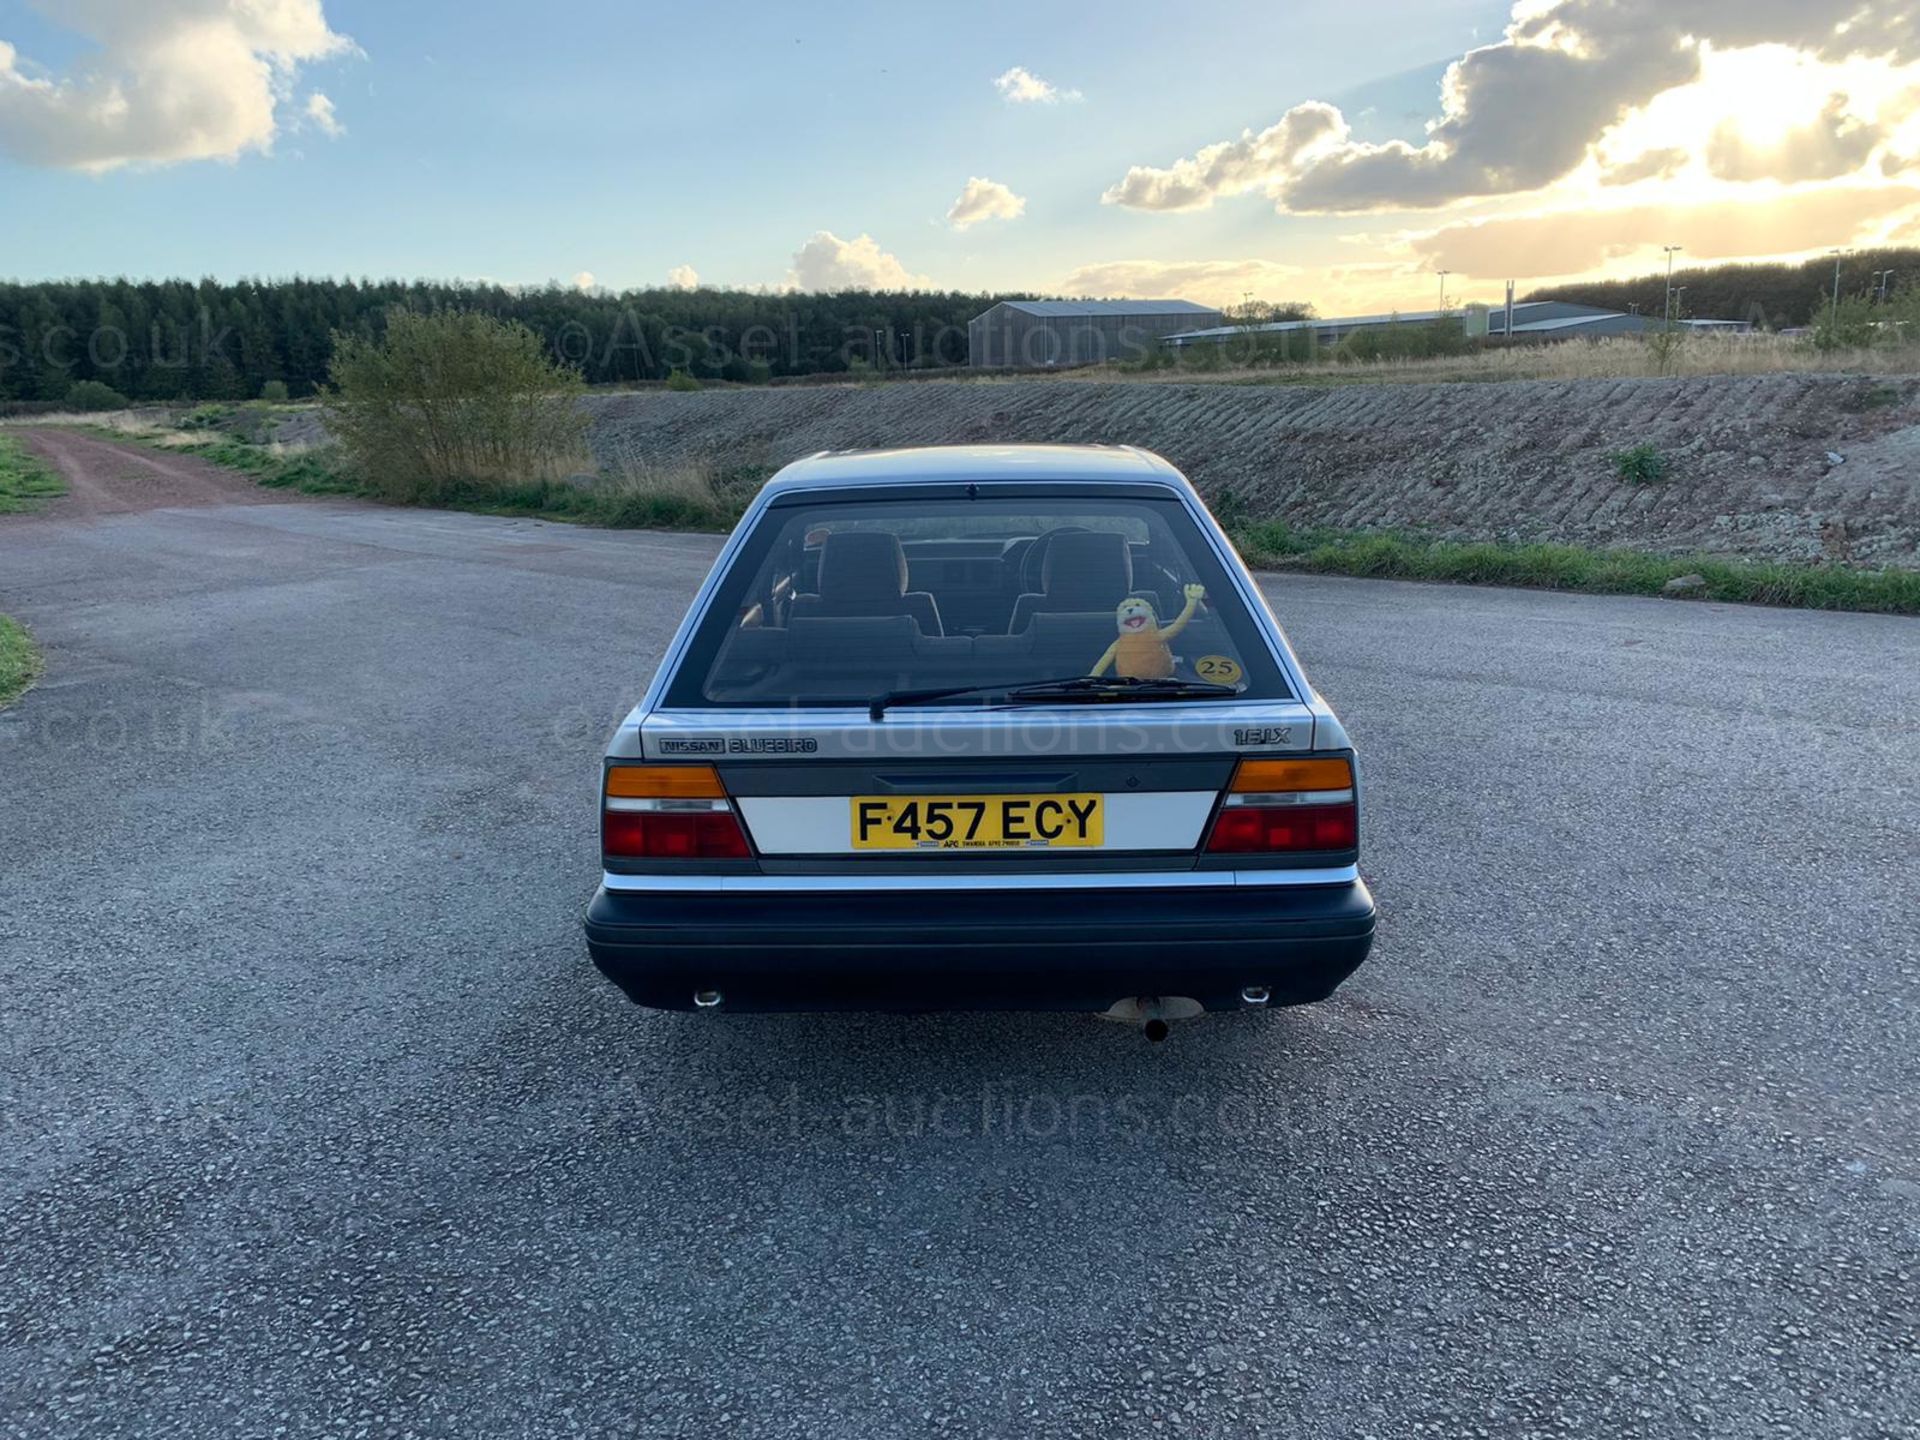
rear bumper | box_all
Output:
[583,879,1375,1013]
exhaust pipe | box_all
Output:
[692,990,723,1010]
[1240,986,1271,1008]
[1101,996,1200,1039]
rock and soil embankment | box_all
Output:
[574,373,1920,568]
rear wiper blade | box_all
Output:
[870,674,1090,720]
[1005,675,1239,703]
[870,673,1235,720]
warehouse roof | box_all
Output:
[990,299,1221,318]
[1168,302,1570,342]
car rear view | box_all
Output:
[584,445,1375,1017]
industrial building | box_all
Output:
[969,299,1224,368]
[1163,301,1750,352]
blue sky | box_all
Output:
[3,1,1917,310]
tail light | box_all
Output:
[602,764,752,861]
[1205,756,1358,854]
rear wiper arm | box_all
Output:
[870,673,1235,720]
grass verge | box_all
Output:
[1235,521,1920,616]
[0,614,42,708]
[167,436,364,496]
[0,432,66,512]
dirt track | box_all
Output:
[10,428,282,521]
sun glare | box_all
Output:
[1604,43,1915,171]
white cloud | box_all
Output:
[1599,147,1690,185]
[573,271,597,291]
[945,176,1026,230]
[786,231,933,291]
[304,91,342,138]
[1400,186,1920,278]
[1058,258,1304,308]
[1102,0,1920,214]
[0,0,354,172]
[667,264,700,290]
[1102,105,1346,213]
[994,66,1080,105]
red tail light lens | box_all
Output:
[1206,754,1359,853]
[1206,802,1357,853]
[602,807,752,860]
[602,766,752,861]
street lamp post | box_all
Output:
[1437,270,1451,313]
[1662,245,1682,329]
[1830,250,1845,333]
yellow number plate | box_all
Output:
[850,794,1104,850]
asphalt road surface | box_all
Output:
[2,472,1916,1438]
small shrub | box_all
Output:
[259,380,291,403]
[1645,325,1686,373]
[324,309,588,503]
[665,368,702,392]
[1611,443,1669,484]
[64,379,131,411]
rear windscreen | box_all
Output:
[664,491,1293,708]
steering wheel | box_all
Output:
[1018,525,1092,596]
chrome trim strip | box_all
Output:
[600,865,1360,893]
[1223,789,1354,807]
[604,797,733,814]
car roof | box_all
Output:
[764,444,1191,495]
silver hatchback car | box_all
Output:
[585,445,1375,1019]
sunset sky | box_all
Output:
[2,0,1917,311]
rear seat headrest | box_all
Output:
[817,531,909,601]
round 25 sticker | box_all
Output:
[1194,654,1244,686]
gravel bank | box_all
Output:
[574,373,1920,567]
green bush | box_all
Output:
[64,379,130,411]
[1611,443,1669,484]
[1337,314,1472,363]
[259,380,291,403]
[665,368,702,392]
[323,309,588,503]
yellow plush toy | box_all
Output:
[1091,584,1205,679]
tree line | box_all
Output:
[0,278,1036,404]
[1527,247,1920,328]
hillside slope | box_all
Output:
[583,373,1920,567]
